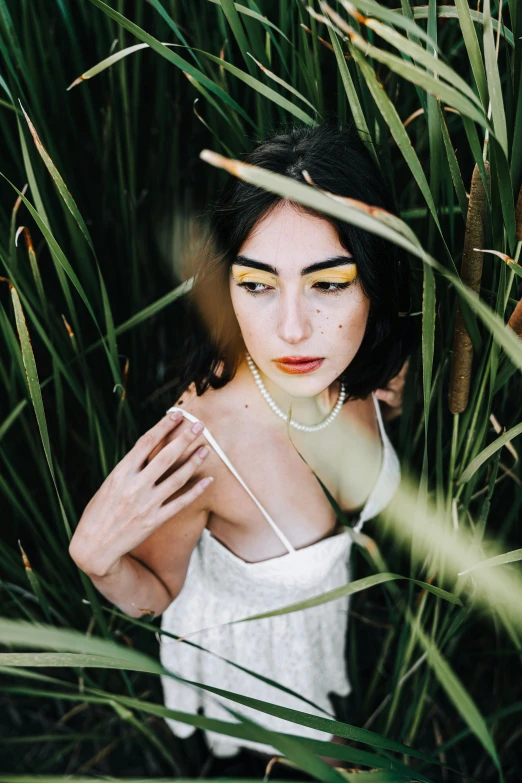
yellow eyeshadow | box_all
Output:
[231,264,358,288]
[231,266,277,286]
[306,266,358,285]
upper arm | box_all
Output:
[128,425,211,602]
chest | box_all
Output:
[205,410,382,562]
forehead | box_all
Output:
[237,201,348,271]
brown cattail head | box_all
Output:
[516,182,522,242]
[18,540,32,570]
[448,161,491,415]
[507,297,522,338]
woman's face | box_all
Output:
[229,201,371,397]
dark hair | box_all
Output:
[177,121,418,401]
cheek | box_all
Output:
[318,297,370,339]
[229,288,269,338]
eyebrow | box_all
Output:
[233,254,355,276]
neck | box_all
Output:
[242,355,340,425]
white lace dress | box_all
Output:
[159,392,401,758]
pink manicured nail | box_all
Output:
[191,421,204,434]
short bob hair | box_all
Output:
[176,121,419,402]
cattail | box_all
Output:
[507,298,522,337]
[448,161,490,414]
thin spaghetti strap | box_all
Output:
[351,393,390,534]
[166,406,296,554]
[371,391,387,447]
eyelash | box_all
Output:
[236,280,356,297]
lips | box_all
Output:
[273,357,324,375]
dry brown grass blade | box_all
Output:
[448,161,491,414]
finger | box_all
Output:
[157,444,210,501]
[146,426,209,488]
[157,475,214,524]
[387,361,409,389]
[376,389,400,407]
[387,373,406,391]
[374,388,393,401]
[397,358,410,378]
[123,412,185,472]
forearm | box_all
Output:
[85,554,174,619]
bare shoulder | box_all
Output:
[168,377,238,434]
[147,382,215,462]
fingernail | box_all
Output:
[200,476,214,489]
[191,421,204,434]
[198,446,209,458]
[169,411,182,422]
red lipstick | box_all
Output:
[273,356,324,375]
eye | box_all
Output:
[313,280,355,294]
[236,281,274,296]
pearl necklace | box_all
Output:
[245,352,346,432]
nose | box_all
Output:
[277,288,313,344]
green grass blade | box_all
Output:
[0,175,120,385]
[438,102,469,219]
[327,44,450,255]
[85,0,256,128]
[491,137,518,255]
[410,4,513,49]
[346,28,493,135]
[201,573,462,626]
[246,51,319,113]
[452,0,489,106]
[458,548,522,575]
[208,0,292,43]
[0,622,447,774]
[482,0,508,156]
[18,102,95,256]
[147,0,205,69]
[197,48,316,124]
[0,618,163,672]
[218,0,254,74]
[0,281,72,538]
[412,614,502,774]
[457,420,522,484]
[326,25,378,167]
[340,0,439,49]
[344,6,483,111]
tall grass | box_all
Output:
[1,0,521,779]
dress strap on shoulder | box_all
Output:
[166,406,296,554]
[370,390,387,443]
[351,392,396,534]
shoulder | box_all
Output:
[149,370,243,462]
[171,376,238,432]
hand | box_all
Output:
[374,358,409,422]
[69,412,212,577]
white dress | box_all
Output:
[159,391,401,758]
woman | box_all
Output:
[69,123,417,771]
